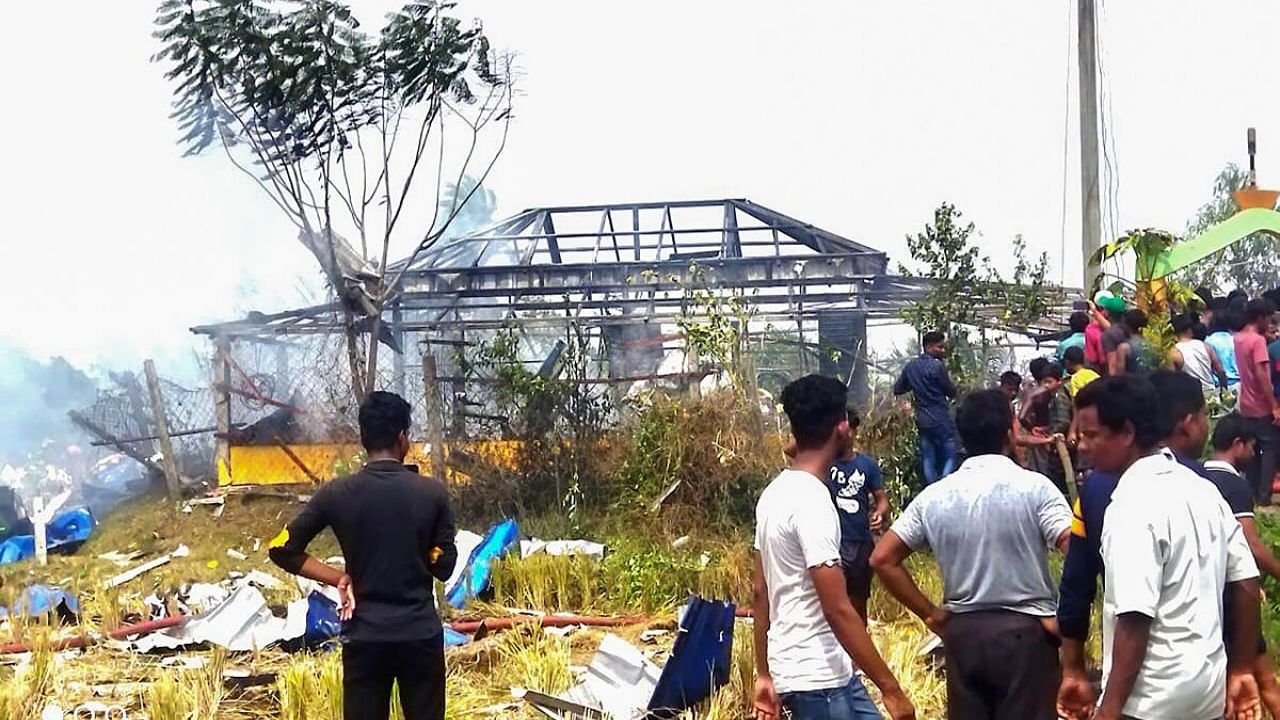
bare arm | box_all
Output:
[869,489,890,533]
[1240,518,1280,579]
[1167,346,1183,370]
[752,553,771,678]
[869,531,944,626]
[751,553,780,720]
[1228,578,1263,673]
[810,563,909,704]
[1095,612,1152,720]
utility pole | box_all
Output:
[1078,0,1102,289]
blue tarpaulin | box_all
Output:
[0,507,95,565]
[304,591,343,647]
[304,588,470,648]
[445,518,519,609]
[647,596,736,718]
[0,584,79,620]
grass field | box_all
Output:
[0,491,954,719]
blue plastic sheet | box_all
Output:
[445,518,519,609]
[303,589,470,648]
[304,591,343,647]
[0,584,79,620]
[647,596,736,718]
[0,507,95,565]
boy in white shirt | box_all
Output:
[753,374,914,720]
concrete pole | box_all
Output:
[1078,0,1103,289]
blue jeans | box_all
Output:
[918,426,958,486]
[780,677,882,720]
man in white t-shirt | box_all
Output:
[1073,375,1263,720]
[753,374,914,720]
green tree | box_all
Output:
[898,203,1058,384]
[1178,163,1280,292]
[153,0,513,402]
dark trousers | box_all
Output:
[942,610,1060,720]
[343,636,445,720]
[1243,416,1279,506]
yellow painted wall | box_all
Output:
[218,439,522,486]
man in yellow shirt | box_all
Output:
[1063,346,1099,398]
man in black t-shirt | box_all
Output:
[270,391,458,720]
[1204,413,1280,717]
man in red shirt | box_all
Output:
[1235,298,1280,506]
[1085,296,1121,371]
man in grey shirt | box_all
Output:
[871,389,1072,720]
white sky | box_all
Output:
[3,0,1278,376]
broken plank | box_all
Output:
[107,554,172,588]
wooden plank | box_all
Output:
[144,359,183,501]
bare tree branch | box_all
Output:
[384,78,513,296]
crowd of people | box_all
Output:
[753,289,1280,720]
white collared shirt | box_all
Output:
[1101,450,1259,720]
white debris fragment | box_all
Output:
[226,549,248,561]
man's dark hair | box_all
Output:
[1227,308,1249,332]
[1030,358,1059,382]
[1063,345,1086,366]
[999,370,1022,387]
[846,407,861,430]
[1123,308,1148,332]
[1074,374,1161,451]
[781,374,848,449]
[1245,298,1276,324]
[1228,289,1249,304]
[358,391,413,451]
[1194,286,1215,309]
[1263,288,1280,308]
[1069,311,1090,334]
[922,330,946,347]
[1212,413,1258,452]
[955,390,1012,457]
[1148,369,1206,440]
[1170,312,1195,336]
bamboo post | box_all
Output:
[144,360,183,501]
[422,354,446,481]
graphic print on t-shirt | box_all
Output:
[831,464,868,515]
[827,454,883,544]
